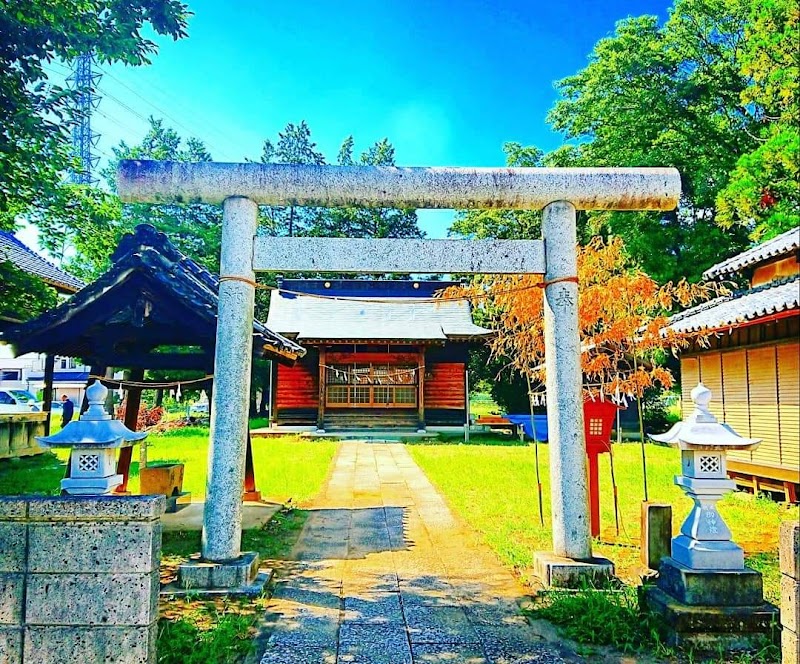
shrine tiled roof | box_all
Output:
[1,225,305,364]
[0,231,85,293]
[668,275,799,334]
[267,279,492,342]
[703,227,799,280]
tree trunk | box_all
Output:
[155,389,163,407]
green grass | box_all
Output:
[469,391,500,418]
[0,425,337,506]
[408,439,798,603]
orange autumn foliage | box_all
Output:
[448,236,718,399]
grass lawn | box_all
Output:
[0,424,336,506]
[408,437,798,604]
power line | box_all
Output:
[96,66,232,159]
[100,67,243,155]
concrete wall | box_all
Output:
[781,521,800,664]
[0,414,46,460]
[0,495,164,664]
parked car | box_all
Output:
[0,389,41,414]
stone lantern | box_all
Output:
[645,382,778,651]
[36,380,146,495]
[649,382,760,570]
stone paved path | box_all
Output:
[256,442,578,664]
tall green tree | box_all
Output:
[257,121,424,239]
[716,0,799,239]
[259,121,327,237]
[35,118,221,279]
[321,136,422,239]
[0,1,189,230]
[545,1,755,282]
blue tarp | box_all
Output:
[505,414,549,441]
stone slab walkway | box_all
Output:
[255,442,579,664]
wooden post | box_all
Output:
[42,354,55,436]
[116,368,144,494]
[588,451,601,538]
[641,503,672,570]
[464,368,470,444]
[242,426,261,501]
[317,348,326,431]
[417,348,426,431]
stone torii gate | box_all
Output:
[119,161,680,590]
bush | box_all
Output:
[115,403,164,429]
[526,584,665,654]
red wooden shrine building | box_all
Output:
[266,279,492,431]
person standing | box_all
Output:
[60,394,75,428]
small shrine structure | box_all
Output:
[0,224,304,493]
[266,278,491,431]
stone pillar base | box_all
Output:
[163,551,272,597]
[533,552,615,588]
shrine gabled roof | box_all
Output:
[267,279,492,342]
[668,274,799,334]
[703,226,799,280]
[0,230,85,293]
[0,225,305,363]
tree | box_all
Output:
[0,1,189,230]
[0,261,59,322]
[258,121,327,237]
[716,0,799,239]
[321,136,423,239]
[103,118,223,272]
[450,237,716,408]
[545,2,756,282]
[257,122,424,240]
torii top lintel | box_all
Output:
[117,160,680,211]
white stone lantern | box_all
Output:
[36,380,147,495]
[649,382,760,571]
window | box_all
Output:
[0,369,21,381]
[325,363,418,408]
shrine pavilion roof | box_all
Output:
[668,275,799,334]
[0,225,305,367]
[0,230,85,293]
[703,226,799,280]
[267,279,492,343]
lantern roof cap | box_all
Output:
[648,382,761,451]
[36,380,147,449]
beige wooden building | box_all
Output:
[669,227,799,501]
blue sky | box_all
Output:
[42,0,673,240]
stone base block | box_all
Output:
[644,586,779,652]
[173,551,269,597]
[782,628,799,664]
[165,492,191,513]
[0,627,21,664]
[23,624,157,664]
[672,534,744,570]
[533,552,614,588]
[657,557,763,606]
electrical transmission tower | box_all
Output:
[67,52,102,185]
